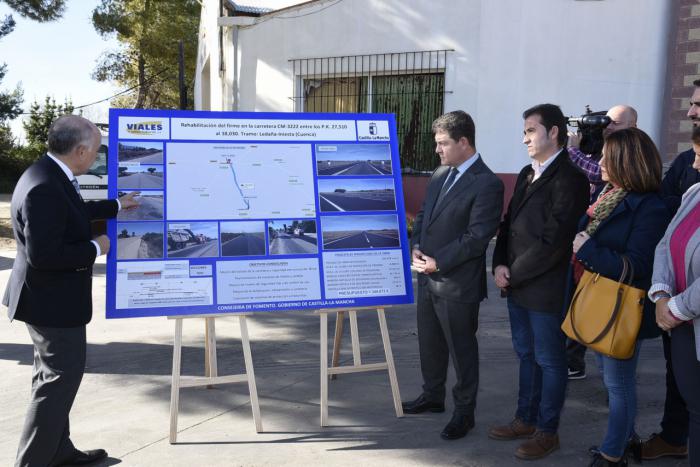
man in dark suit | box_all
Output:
[489,104,589,460]
[402,111,504,440]
[3,115,138,466]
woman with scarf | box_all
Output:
[648,126,700,467]
[568,128,670,467]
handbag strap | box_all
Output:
[619,255,635,285]
[569,273,625,346]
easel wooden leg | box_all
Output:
[205,317,218,389]
[320,312,329,427]
[377,308,403,417]
[239,315,263,433]
[169,318,183,444]
[330,311,344,380]
[319,308,403,426]
[348,310,362,366]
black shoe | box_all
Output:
[401,394,444,414]
[440,412,474,440]
[57,448,108,466]
[568,367,587,380]
[589,452,628,466]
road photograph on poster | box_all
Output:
[320,214,401,250]
[315,143,393,175]
[317,178,396,212]
[220,221,267,257]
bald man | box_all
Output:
[567,104,638,185]
[3,115,138,466]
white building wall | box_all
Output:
[202,0,671,173]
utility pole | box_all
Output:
[178,40,187,110]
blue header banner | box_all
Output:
[106,109,414,318]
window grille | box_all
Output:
[290,50,452,172]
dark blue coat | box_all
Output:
[566,191,671,340]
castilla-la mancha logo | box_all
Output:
[126,121,164,135]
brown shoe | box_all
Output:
[641,433,688,460]
[488,418,536,440]
[515,431,559,460]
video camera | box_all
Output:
[568,105,611,157]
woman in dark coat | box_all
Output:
[568,128,670,466]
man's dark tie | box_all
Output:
[435,167,458,206]
[71,178,83,200]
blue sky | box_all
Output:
[317,178,395,192]
[220,221,265,234]
[321,214,399,232]
[119,164,163,174]
[168,222,219,239]
[119,141,164,151]
[315,144,392,162]
[0,1,119,140]
[117,222,162,237]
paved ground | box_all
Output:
[0,193,689,466]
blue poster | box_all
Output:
[106,109,414,318]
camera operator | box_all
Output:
[567,105,638,186]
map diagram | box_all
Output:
[166,142,316,220]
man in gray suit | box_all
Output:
[3,115,138,466]
[402,111,504,440]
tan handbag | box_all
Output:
[561,256,645,359]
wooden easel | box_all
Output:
[168,314,262,443]
[318,307,403,426]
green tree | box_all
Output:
[91,0,199,109]
[22,95,74,153]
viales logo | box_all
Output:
[126,121,164,135]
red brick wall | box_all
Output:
[663,0,700,161]
[401,173,516,221]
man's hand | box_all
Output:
[412,248,438,274]
[94,234,110,255]
[572,231,590,254]
[568,130,582,149]
[494,265,511,289]
[655,297,682,332]
[119,191,140,211]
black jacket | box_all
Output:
[2,155,118,327]
[412,156,504,303]
[492,149,590,313]
[660,148,700,214]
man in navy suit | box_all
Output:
[402,111,504,440]
[3,115,138,466]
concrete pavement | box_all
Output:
[0,194,689,465]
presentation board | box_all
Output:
[105,109,414,318]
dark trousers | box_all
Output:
[417,287,480,416]
[659,331,689,446]
[16,324,86,467]
[671,324,700,467]
[566,339,587,372]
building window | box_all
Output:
[290,50,450,172]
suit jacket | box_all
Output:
[650,182,700,360]
[492,149,589,313]
[2,155,118,327]
[569,191,670,340]
[411,156,504,303]
[660,148,700,214]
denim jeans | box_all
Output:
[595,341,642,459]
[507,298,568,433]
